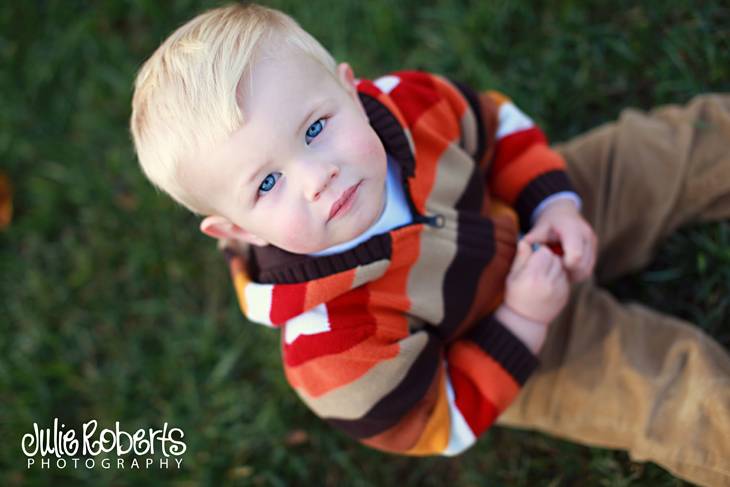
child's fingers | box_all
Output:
[567,237,596,283]
[560,233,585,270]
[547,252,564,281]
[526,244,554,273]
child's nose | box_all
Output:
[309,164,339,201]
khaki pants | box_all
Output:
[497,94,730,486]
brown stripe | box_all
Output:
[477,92,501,175]
[252,233,391,283]
[360,361,443,453]
[451,226,516,340]
[325,330,441,438]
[448,77,487,164]
[437,210,497,339]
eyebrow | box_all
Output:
[239,101,322,199]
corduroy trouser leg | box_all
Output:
[496,94,730,486]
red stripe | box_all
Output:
[356,79,382,98]
[492,126,547,176]
[283,325,375,366]
[396,70,437,88]
[282,286,377,366]
[450,366,499,436]
[389,71,441,127]
[270,282,307,325]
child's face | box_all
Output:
[192,44,387,254]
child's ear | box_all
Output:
[337,62,357,95]
[337,62,365,115]
[200,215,268,247]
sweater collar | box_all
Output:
[244,81,415,284]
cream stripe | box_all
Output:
[352,259,390,289]
[459,105,478,158]
[427,142,476,208]
[374,75,401,94]
[297,332,428,418]
[244,283,275,327]
[284,303,331,345]
[406,227,455,325]
[495,102,534,140]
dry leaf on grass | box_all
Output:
[0,172,12,230]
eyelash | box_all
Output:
[256,118,327,199]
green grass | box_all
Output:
[1,0,729,485]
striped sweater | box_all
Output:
[223,70,577,455]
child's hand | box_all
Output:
[503,240,570,325]
[522,199,597,284]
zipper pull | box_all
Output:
[415,213,445,228]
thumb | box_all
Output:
[512,239,532,272]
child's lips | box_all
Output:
[328,181,361,222]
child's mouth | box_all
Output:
[328,181,361,222]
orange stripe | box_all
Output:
[447,341,519,411]
[284,334,400,397]
[490,144,566,205]
[230,257,251,317]
[406,364,451,455]
[369,223,423,340]
[408,99,458,211]
[304,268,356,310]
[375,223,422,296]
[486,90,510,106]
[431,74,467,121]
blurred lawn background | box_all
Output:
[1,0,729,485]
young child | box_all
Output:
[130,4,730,485]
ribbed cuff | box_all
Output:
[464,314,540,385]
[515,170,577,234]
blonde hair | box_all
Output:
[130,3,337,215]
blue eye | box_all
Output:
[305,119,326,144]
[258,171,281,195]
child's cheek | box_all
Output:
[346,132,371,156]
[280,210,316,251]
[337,122,383,160]
[362,132,386,160]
